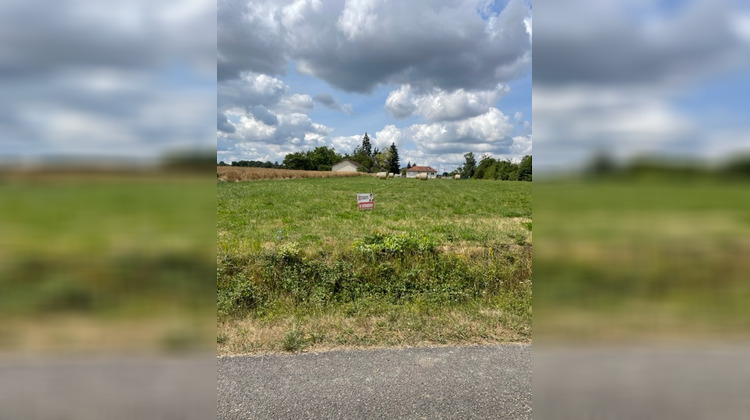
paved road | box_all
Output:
[218,344,531,419]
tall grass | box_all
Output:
[217,176,532,353]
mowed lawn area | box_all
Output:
[217,175,532,355]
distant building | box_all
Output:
[406,165,438,179]
[332,159,362,172]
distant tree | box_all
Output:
[461,152,477,178]
[283,151,313,170]
[517,155,532,181]
[406,161,412,169]
[496,160,518,180]
[309,146,341,171]
[352,132,375,172]
[218,161,227,166]
[362,133,372,157]
[474,154,496,179]
[388,143,400,174]
[373,149,392,172]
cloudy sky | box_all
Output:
[218,0,532,171]
[0,0,216,164]
[533,0,750,172]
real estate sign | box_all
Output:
[357,193,374,210]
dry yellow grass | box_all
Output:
[217,306,527,356]
[217,166,370,181]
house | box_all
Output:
[405,165,438,179]
[332,159,362,172]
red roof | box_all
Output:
[406,165,437,173]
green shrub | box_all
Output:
[282,328,307,352]
[354,231,436,256]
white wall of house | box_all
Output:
[332,161,359,172]
[406,171,437,178]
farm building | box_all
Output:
[332,159,362,173]
[405,165,438,179]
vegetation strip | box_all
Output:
[218,173,532,354]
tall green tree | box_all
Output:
[362,132,372,157]
[283,151,312,170]
[517,155,532,181]
[388,142,400,174]
[309,146,341,171]
[352,132,375,172]
[474,154,496,179]
[373,149,391,172]
[496,160,518,180]
[461,152,477,178]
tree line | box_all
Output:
[451,152,532,181]
[218,160,282,168]
[219,134,532,181]
[220,133,401,173]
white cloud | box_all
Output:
[524,16,532,40]
[384,85,418,119]
[385,84,510,122]
[510,135,532,156]
[218,72,288,110]
[372,125,403,149]
[220,0,531,92]
[277,93,314,113]
[363,108,525,166]
[410,108,513,148]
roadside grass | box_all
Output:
[217,176,532,353]
[534,178,750,343]
[217,290,531,355]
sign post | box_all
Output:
[357,193,374,210]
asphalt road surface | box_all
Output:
[217,344,532,419]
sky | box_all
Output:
[0,0,216,165]
[533,0,750,172]
[217,0,533,172]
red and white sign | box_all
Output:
[357,193,374,210]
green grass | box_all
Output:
[533,178,750,342]
[217,177,532,353]
[0,174,216,352]
[218,177,530,255]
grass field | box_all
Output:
[217,174,532,354]
[0,172,216,353]
[534,178,750,343]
